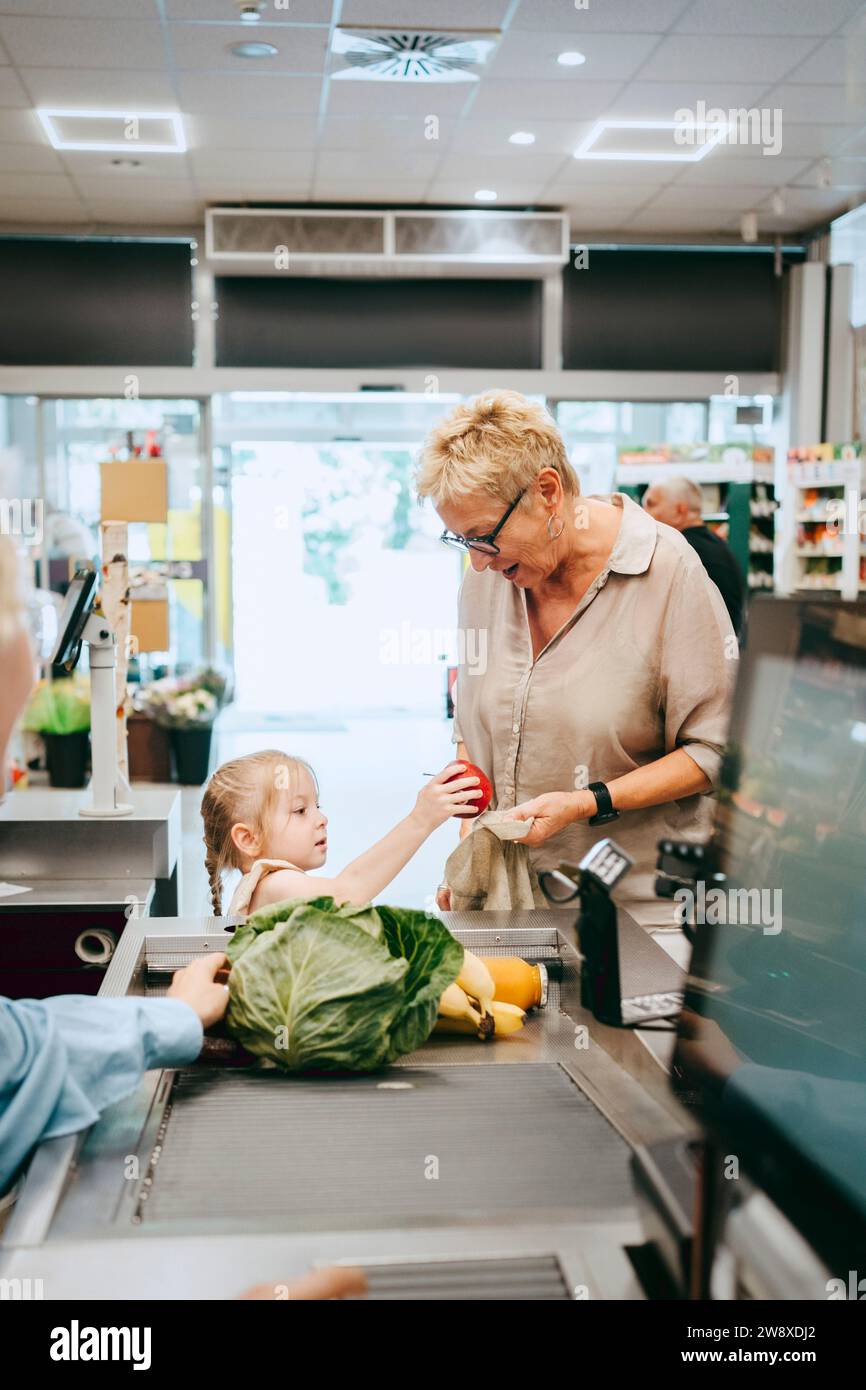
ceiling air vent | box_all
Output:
[205,208,569,278]
[330,27,499,82]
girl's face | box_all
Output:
[260,767,328,870]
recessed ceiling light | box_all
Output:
[509,131,535,145]
[237,2,263,22]
[557,51,586,67]
[229,41,278,59]
[36,108,186,153]
[574,119,728,163]
[474,189,497,201]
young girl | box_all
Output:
[200,749,480,918]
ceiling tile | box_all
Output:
[21,67,176,105]
[0,17,165,69]
[623,207,742,232]
[198,183,311,202]
[0,141,63,172]
[0,0,147,14]
[187,113,319,150]
[83,199,200,223]
[785,36,866,82]
[487,31,659,82]
[319,114,459,150]
[315,149,443,180]
[714,122,862,158]
[669,153,813,186]
[169,22,328,73]
[603,81,768,120]
[550,157,687,185]
[165,0,331,18]
[424,180,552,204]
[0,66,29,105]
[435,151,566,181]
[58,149,191,178]
[641,34,817,83]
[470,78,621,120]
[510,0,691,32]
[766,83,866,124]
[675,0,864,37]
[325,80,471,116]
[71,175,197,200]
[310,181,430,202]
[190,147,315,179]
[177,71,322,114]
[449,117,595,155]
[543,181,651,208]
[0,171,78,197]
[339,1,512,25]
[0,108,46,140]
[0,197,89,223]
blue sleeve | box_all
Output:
[0,995,203,1195]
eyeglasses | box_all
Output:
[440,490,526,555]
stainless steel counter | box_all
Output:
[0,787,182,915]
[0,909,695,1300]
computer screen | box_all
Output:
[50,569,97,670]
[672,596,866,1274]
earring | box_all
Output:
[547,514,564,540]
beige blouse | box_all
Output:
[451,493,737,926]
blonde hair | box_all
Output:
[200,749,317,915]
[415,390,578,508]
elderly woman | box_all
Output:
[416,391,737,927]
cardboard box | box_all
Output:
[130,598,169,654]
[100,459,168,523]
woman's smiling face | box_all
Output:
[437,477,564,589]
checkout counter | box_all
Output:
[0,906,695,1301]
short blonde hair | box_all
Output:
[415,390,578,507]
[201,749,317,915]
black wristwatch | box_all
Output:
[587,781,619,826]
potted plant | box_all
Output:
[139,668,228,785]
[22,676,91,788]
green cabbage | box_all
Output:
[225,896,463,1072]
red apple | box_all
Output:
[446,762,493,818]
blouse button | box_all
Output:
[512,722,520,734]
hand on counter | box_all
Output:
[502,790,594,846]
[168,952,230,1030]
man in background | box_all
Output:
[643,475,745,636]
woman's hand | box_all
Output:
[168,952,230,1030]
[503,791,593,846]
[436,882,452,911]
[413,762,480,830]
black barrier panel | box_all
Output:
[0,238,194,366]
[215,275,543,369]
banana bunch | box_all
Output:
[434,950,526,1041]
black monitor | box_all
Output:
[672,595,866,1276]
[50,568,98,671]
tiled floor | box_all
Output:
[179,714,462,918]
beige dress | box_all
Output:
[451,493,737,927]
[227,858,305,919]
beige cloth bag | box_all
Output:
[443,811,547,911]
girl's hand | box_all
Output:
[503,791,592,846]
[414,762,481,830]
[436,882,453,911]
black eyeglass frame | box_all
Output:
[439,489,526,555]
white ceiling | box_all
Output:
[0,0,864,238]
